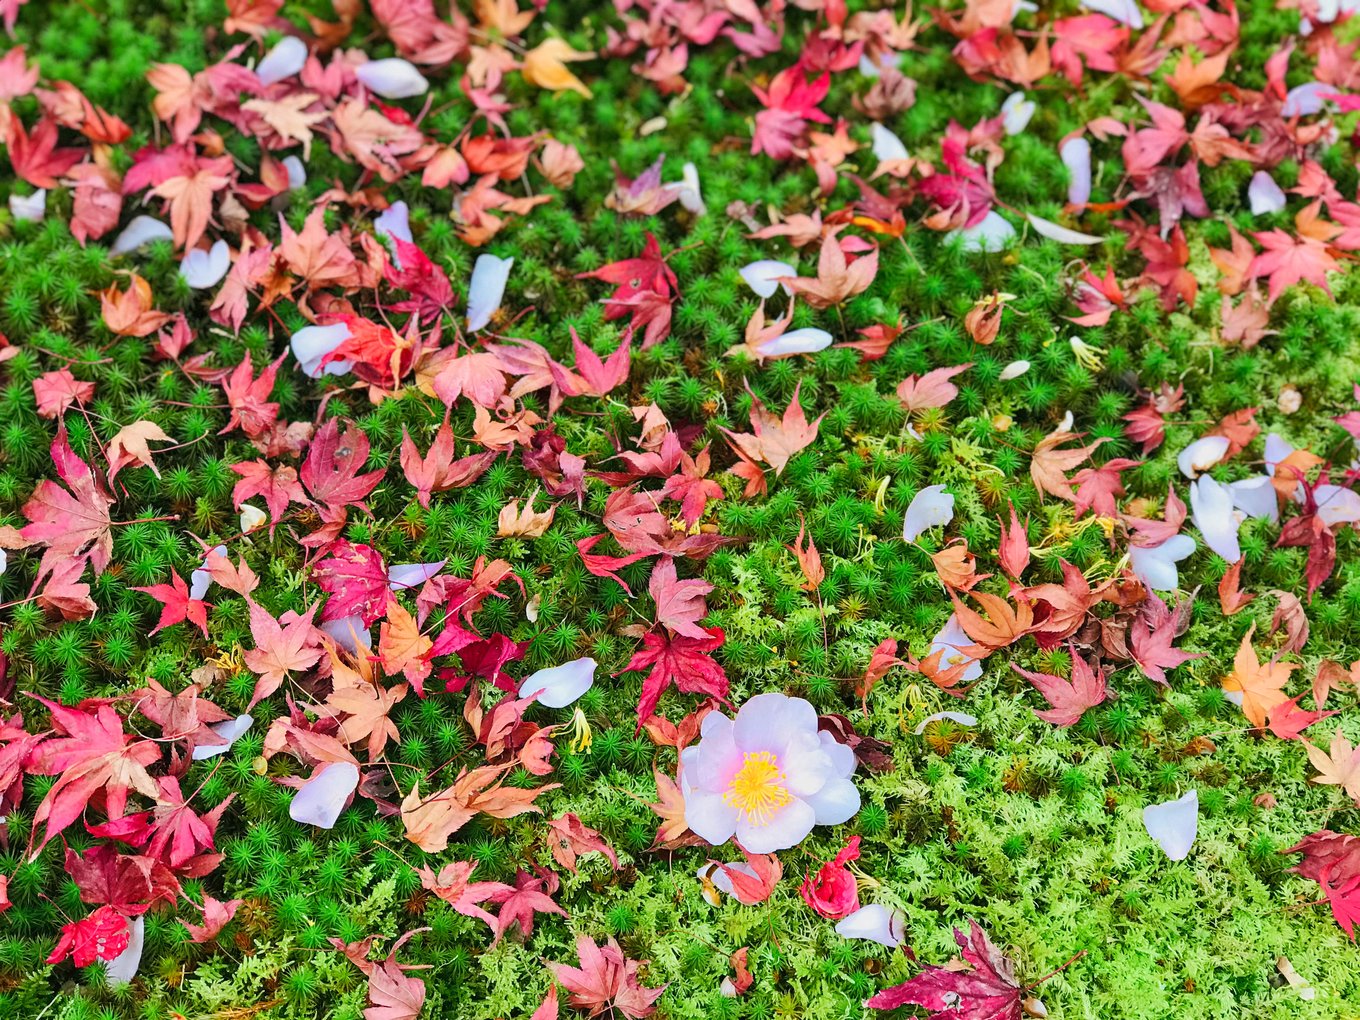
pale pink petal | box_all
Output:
[1001,92,1035,135]
[835,904,906,947]
[1061,137,1092,208]
[192,714,255,761]
[735,796,815,854]
[1248,171,1287,216]
[110,215,173,256]
[9,189,44,222]
[1128,534,1195,591]
[1083,0,1143,27]
[946,210,1016,253]
[870,122,909,162]
[468,254,514,332]
[1176,435,1230,478]
[1317,484,1360,526]
[755,327,834,358]
[739,260,796,299]
[1027,213,1103,245]
[106,916,145,986]
[256,37,308,86]
[180,239,231,289]
[320,615,371,654]
[912,711,978,735]
[388,560,447,590]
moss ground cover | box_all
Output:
[2,0,1360,1017]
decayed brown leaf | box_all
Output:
[497,488,557,538]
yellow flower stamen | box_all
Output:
[723,750,791,825]
[569,707,592,754]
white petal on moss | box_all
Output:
[739,260,796,299]
[1027,213,1104,245]
[902,484,954,542]
[1082,0,1144,27]
[9,189,45,222]
[1001,92,1035,135]
[282,155,307,189]
[912,711,978,735]
[1061,137,1092,207]
[256,36,308,86]
[189,544,226,602]
[356,57,430,99]
[1000,359,1030,380]
[290,761,360,829]
[179,239,231,289]
[374,200,413,246]
[835,904,906,948]
[1228,475,1278,523]
[110,215,173,256]
[468,254,514,332]
[1176,435,1231,478]
[1248,171,1287,216]
[192,714,255,761]
[519,656,597,708]
[755,327,834,358]
[1317,484,1360,526]
[1128,534,1195,591]
[946,210,1016,253]
[1143,790,1198,860]
[1283,80,1331,117]
[1190,476,1242,564]
[871,122,910,163]
[106,915,145,986]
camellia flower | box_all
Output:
[801,835,861,918]
[835,903,906,947]
[681,693,860,854]
[518,656,596,708]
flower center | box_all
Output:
[724,751,791,824]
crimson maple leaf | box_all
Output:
[241,599,324,705]
[315,541,391,626]
[64,844,179,915]
[648,558,713,639]
[548,935,666,1019]
[231,459,306,527]
[1276,485,1339,599]
[1070,457,1140,518]
[1286,831,1360,939]
[575,534,652,595]
[1128,591,1202,684]
[26,696,162,852]
[619,625,729,726]
[384,238,455,317]
[552,328,632,399]
[182,894,244,943]
[132,570,210,638]
[20,424,115,576]
[46,904,131,967]
[7,116,84,188]
[399,423,497,509]
[219,354,284,439]
[301,418,386,514]
[1012,650,1107,727]
[484,866,567,943]
[416,859,515,932]
[867,920,1027,1019]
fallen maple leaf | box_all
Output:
[242,600,323,706]
[1012,650,1107,727]
[1222,625,1297,728]
[132,570,209,638]
[648,557,713,639]
[1030,427,1108,502]
[399,423,497,509]
[548,935,666,1019]
[106,420,174,484]
[100,274,171,338]
[1305,729,1360,805]
[778,232,878,309]
[522,38,594,98]
[867,920,1028,1019]
[378,597,433,690]
[401,766,557,853]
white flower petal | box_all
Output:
[1248,171,1287,216]
[240,503,268,533]
[179,239,231,289]
[519,656,596,708]
[1317,484,1360,526]
[189,544,226,602]
[9,189,45,222]
[1177,435,1231,478]
[192,714,255,761]
[282,155,307,190]
[1027,213,1104,245]
[1000,359,1030,381]
[256,36,308,86]
[902,484,954,542]
[1128,534,1195,591]
[106,915,144,986]
[835,904,906,948]
[1283,81,1331,117]
[290,761,360,829]
[467,254,514,333]
[291,322,353,379]
[1190,476,1242,564]
[356,57,429,99]
[1061,137,1092,208]
[928,614,984,684]
[1083,0,1144,27]
[1228,475,1278,522]
[320,615,372,654]
[1001,92,1036,135]
[374,200,413,246]
[110,215,173,256]
[871,122,910,163]
[755,327,834,358]
[669,161,705,216]
[1143,790,1198,860]
[946,210,1016,253]
[739,260,796,299]
[388,560,446,590]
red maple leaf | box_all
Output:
[553,328,632,399]
[7,116,84,188]
[231,459,306,526]
[1249,228,1341,304]
[575,534,651,595]
[241,599,324,705]
[546,813,620,873]
[751,64,831,159]
[548,935,666,1019]
[315,541,392,626]
[1128,591,1202,684]
[182,894,244,943]
[648,557,713,639]
[1069,457,1140,518]
[1012,650,1107,727]
[20,424,115,576]
[301,418,386,514]
[619,625,729,726]
[399,423,497,509]
[1276,508,1337,600]
[484,866,567,943]
[219,354,284,439]
[132,570,210,637]
[384,238,455,317]
[867,920,1024,1019]
[46,904,131,967]
[64,844,179,915]
[25,696,162,852]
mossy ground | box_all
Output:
[2,1,1360,1018]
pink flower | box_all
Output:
[680,693,859,854]
[800,835,861,919]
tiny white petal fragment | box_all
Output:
[256,36,308,86]
[903,484,954,542]
[835,904,907,948]
[1061,137,1092,207]
[1083,0,1144,27]
[9,189,45,222]
[739,259,796,299]
[871,122,910,163]
[755,327,834,358]
[356,57,430,99]
[1248,171,1287,216]
[468,254,514,332]
[1177,435,1231,478]
[320,615,372,654]
[110,215,174,256]
[192,714,255,761]
[1000,360,1030,381]
[519,656,597,708]
[239,503,268,533]
[180,239,231,289]
[670,161,705,216]
[290,761,361,829]
[282,155,307,190]
[1027,213,1104,245]
[291,322,353,379]
[374,200,413,246]
[1143,789,1198,860]
[189,544,226,602]
[913,711,978,735]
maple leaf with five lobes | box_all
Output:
[220,354,284,439]
[720,381,824,479]
[416,859,514,932]
[378,597,434,691]
[241,600,324,706]
[302,418,386,514]
[867,920,1035,1020]
[7,116,84,188]
[26,696,162,854]
[1222,625,1297,728]
[400,423,498,509]
[483,867,567,943]
[314,541,391,626]
[1012,651,1107,727]
[132,570,210,638]
[548,935,666,1019]
[647,557,713,639]
[620,626,729,726]
[152,162,232,250]
[241,92,327,158]
[106,420,174,485]
[1305,729,1360,805]
[1249,226,1341,304]
[19,424,115,575]
[401,765,557,853]
[1029,427,1109,502]
[1128,592,1201,684]
[777,232,879,309]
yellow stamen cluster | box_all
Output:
[723,751,791,825]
